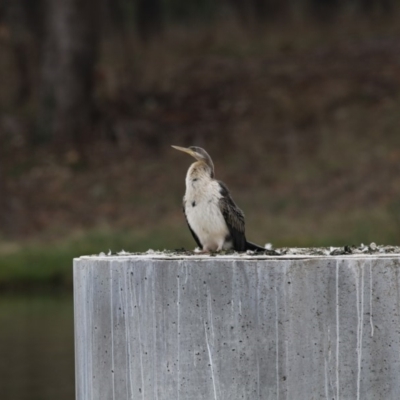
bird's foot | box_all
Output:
[194,247,210,254]
[194,247,222,255]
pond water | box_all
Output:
[0,293,75,400]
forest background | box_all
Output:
[1,0,400,289]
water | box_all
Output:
[0,294,75,400]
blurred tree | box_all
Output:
[39,0,99,151]
[310,0,341,20]
[166,0,216,22]
[0,163,14,236]
[2,0,43,105]
[253,0,288,21]
[228,0,287,24]
[136,0,164,41]
[359,0,393,14]
[226,0,249,23]
[103,0,128,29]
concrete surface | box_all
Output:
[74,254,400,400]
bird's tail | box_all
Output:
[245,241,266,252]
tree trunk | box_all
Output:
[0,163,14,236]
[39,0,99,151]
[136,0,163,42]
[3,0,40,105]
[359,0,393,14]
[229,0,288,25]
[310,0,341,20]
[227,0,253,25]
[253,0,287,21]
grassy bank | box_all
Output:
[1,206,399,291]
[0,228,189,291]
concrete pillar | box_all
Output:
[74,254,400,400]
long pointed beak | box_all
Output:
[171,145,198,159]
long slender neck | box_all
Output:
[185,161,214,188]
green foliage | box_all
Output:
[0,228,192,290]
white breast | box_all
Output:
[184,178,230,252]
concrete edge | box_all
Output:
[74,253,400,262]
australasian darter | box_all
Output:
[172,145,265,252]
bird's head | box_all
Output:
[172,145,215,177]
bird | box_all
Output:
[172,145,265,252]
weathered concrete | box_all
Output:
[74,254,400,400]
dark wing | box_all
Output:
[183,200,203,249]
[218,181,247,251]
